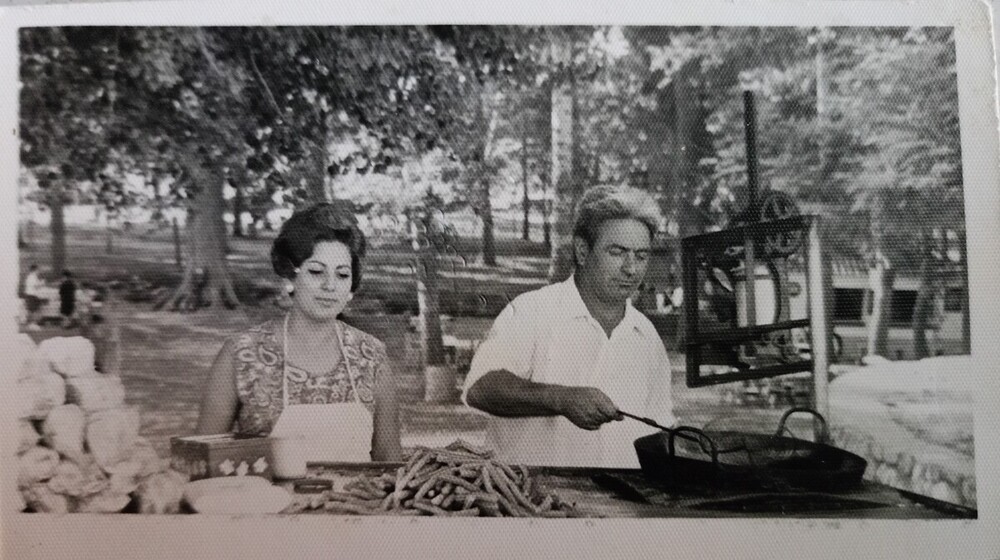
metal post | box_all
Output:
[682,238,700,387]
[807,218,833,438]
[743,91,759,330]
[744,236,757,328]
[743,91,759,212]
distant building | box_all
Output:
[638,235,968,362]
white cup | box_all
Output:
[269,437,307,479]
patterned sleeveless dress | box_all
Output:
[228,318,391,436]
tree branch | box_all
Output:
[248,49,282,116]
[195,30,241,99]
[482,86,502,162]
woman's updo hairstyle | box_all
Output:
[271,200,367,292]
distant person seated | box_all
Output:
[59,270,77,329]
[668,274,683,314]
[195,201,402,463]
[670,286,683,310]
[463,185,676,468]
[23,263,44,331]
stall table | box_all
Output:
[276,462,976,519]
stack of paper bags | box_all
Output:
[15,335,187,513]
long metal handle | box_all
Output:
[617,410,672,432]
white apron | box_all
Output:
[269,314,374,464]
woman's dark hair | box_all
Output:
[271,201,367,292]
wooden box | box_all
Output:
[170,434,274,481]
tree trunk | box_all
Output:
[150,173,164,223]
[159,162,240,311]
[304,115,335,203]
[410,207,446,368]
[667,62,707,349]
[866,258,895,358]
[231,172,247,238]
[959,230,970,354]
[815,28,830,175]
[481,178,497,266]
[416,208,453,402]
[477,85,501,267]
[419,220,445,367]
[866,192,893,358]
[542,172,552,249]
[49,183,67,277]
[172,217,182,269]
[911,231,937,359]
[522,127,531,241]
[308,138,329,203]
[911,283,934,359]
[248,213,261,239]
[548,71,580,282]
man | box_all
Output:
[463,185,676,468]
[23,264,44,331]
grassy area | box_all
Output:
[20,225,550,317]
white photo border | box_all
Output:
[1,1,998,559]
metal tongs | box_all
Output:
[617,410,672,432]
[618,410,749,459]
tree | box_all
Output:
[420,26,547,267]
[841,28,963,358]
[627,26,964,362]
[19,28,125,276]
[118,28,250,310]
[53,26,506,310]
[508,90,551,242]
[544,27,609,282]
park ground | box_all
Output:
[19,224,844,457]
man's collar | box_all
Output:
[560,275,647,338]
[561,275,593,319]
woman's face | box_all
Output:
[291,240,353,321]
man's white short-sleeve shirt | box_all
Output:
[462,277,676,468]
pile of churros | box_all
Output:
[315,440,570,517]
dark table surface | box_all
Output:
[279,462,976,519]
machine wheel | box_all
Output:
[759,191,803,257]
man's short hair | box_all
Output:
[573,185,663,246]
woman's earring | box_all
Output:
[285,283,295,294]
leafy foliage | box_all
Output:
[19,25,965,308]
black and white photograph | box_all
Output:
[2,1,999,559]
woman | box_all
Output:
[196,201,402,462]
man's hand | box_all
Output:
[551,386,623,430]
[465,371,624,430]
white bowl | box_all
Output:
[182,476,281,513]
[188,485,293,515]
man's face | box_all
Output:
[575,218,652,306]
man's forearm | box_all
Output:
[465,370,566,418]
